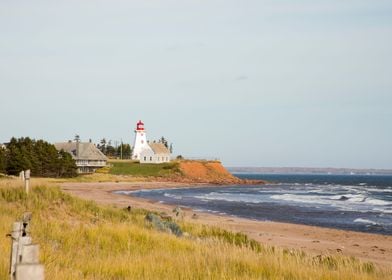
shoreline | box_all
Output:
[60,181,392,268]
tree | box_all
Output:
[169,143,173,154]
[98,138,107,154]
[5,138,33,175]
[105,142,117,157]
[0,146,6,174]
[159,136,169,148]
[57,150,77,177]
[116,143,132,159]
[3,137,77,178]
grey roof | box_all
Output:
[148,143,170,155]
[54,142,108,161]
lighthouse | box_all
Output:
[131,120,150,160]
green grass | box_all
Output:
[109,160,180,177]
[0,184,390,279]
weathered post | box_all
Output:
[16,263,44,280]
[16,237,32,263]
[16,243,44,280]
[20,244,39,263]
[19,171,25,182]
[24,170,30,194]
[8,212,44,280]
[9,222,22,279]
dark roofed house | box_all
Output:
[54,141,107,173]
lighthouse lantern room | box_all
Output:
[131,120,149,160]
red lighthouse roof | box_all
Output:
[136,120,144,131]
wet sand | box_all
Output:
[60,181,392,268]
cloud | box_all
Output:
[236,75,248,81]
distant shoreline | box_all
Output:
[227,167,392,175]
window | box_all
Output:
[150,157,152,161]
[144,156,146,161]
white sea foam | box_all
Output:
[270,193,391,209]
[373,207,392,214]
[366,188,392,193]
[270,194,330,205]
[114,189,158,195]
[163,193,182,200]
[365,198,391,206]
[344,194,367,202]
[113,190,134,195]
[354,218,378,225]
[194,192,264,204]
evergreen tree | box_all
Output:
[6,138,32,175]
[116,144,132,159]
[169,143,173,154]
[57,150,78,177]
[3,137,77,178]
[159,136,169,148]
[98,138,107,154]
[106,144,116,157]
[0,146,6,174]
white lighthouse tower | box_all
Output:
[132,120,150,160]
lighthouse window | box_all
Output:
[150,157,152,161]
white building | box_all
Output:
[140,143,171,164]
[131,120,149,160]
[131,120,171,164]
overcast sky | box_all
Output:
[1,0,391,168]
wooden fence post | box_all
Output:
[9,222,22,279]
[24,170,30,194]
[8,213,44,280]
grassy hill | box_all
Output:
[108,160,180,177]
[0,179,390,279]
[106,160,242,184]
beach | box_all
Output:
[61,181,392,268]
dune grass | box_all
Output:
[0,181,390,279]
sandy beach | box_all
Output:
[61,181,392,268]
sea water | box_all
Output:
[116,174,392,235]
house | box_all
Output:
[140,143,171,164]
[54,141,108,173]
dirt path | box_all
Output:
[60,181,392,268]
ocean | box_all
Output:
[117,173,392,235]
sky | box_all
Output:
[0,0,391,169]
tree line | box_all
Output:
[0,137,77,178]
[96,138,133,158]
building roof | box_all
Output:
[54,142,108,161]
[148,143,170,155]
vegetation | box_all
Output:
[0,146,6,174]
[0,181,390,279]
[0,137,77,178]
[97,138,132,159]
[156,136,173,153]
[109,160,180,177]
